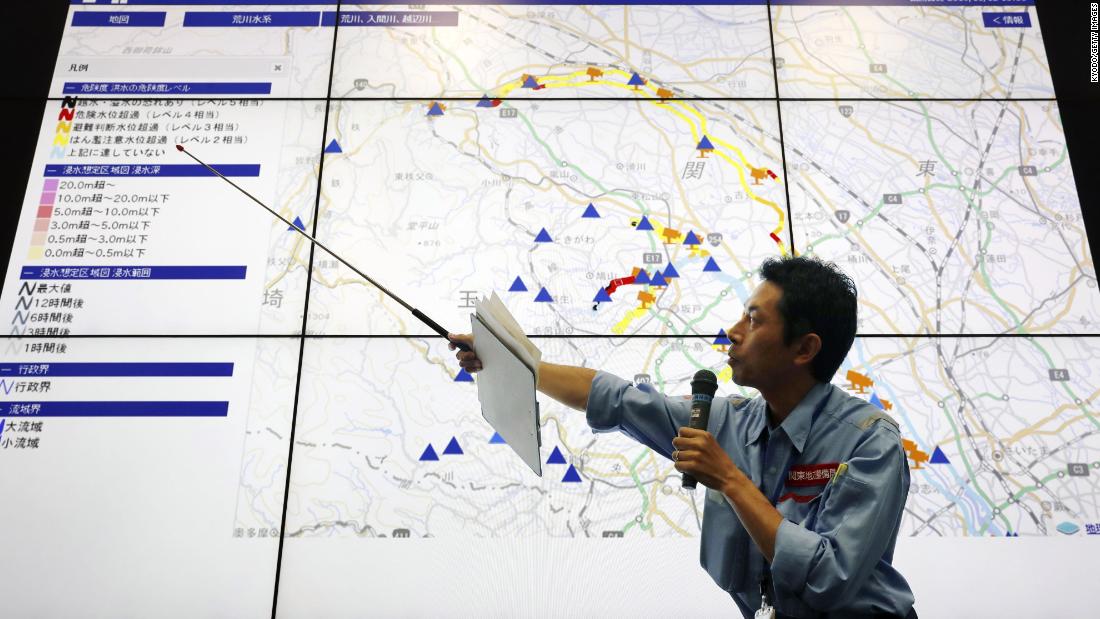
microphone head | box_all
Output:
[690,369,718,396]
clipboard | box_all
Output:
[470,314,542,477]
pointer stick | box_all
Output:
[175,144,469,351]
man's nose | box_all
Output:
[726,325,740,346]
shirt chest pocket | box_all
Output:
[705,483,825,523]
[774,462,840,520]
[787,469,871,530]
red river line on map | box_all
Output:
[604,274,637,297]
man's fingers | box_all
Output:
[458,351,482,367]
[672,449,699,463]
[448,332,474,348]
[448,333,481,372]
[458,354,483,372]
[673,450,701,472]
[672,435,703,450]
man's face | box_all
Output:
[725,281,799,389]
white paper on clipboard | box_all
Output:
[475,292,541,372]
[470,313,542,477]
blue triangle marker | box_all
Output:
[534,228,553,243]
[288,216,305,232]
[535,287,553,303]
[697,135,714,150]
[523,75,539,88]
[684,230,702,245]
[419,444,439,461]
[870,392,884,410]
[713,329,732,346]
[443,436,464,455]
[628,72,645,87]
[324,139,342,154]
[703,257,721,272]
[582,203,600,218]
[508,276,528,292]
[477,95,493,108]
[650,270,667,287]
[454,369,474,382]
[489,431,506,444]
[635,216,654,231]
[547,446,567,464]
[0,419,5,437]
[562,464,582,482]
[427,102,444,116]
[593,287,612,303]
[931,446,950,464]
[663,263,680,279]
[634,269,651,285]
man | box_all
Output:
[450,255,916,618]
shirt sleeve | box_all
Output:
[584,371,693,459]
[769,423,910,611]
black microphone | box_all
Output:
[681,369,719,490]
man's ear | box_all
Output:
[793,333,822,369]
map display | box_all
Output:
[1,1,1096,617]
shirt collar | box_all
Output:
[745,399,768,448]
[745,382,832,452]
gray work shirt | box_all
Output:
[586,371,915,618]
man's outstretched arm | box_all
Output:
[448,333,595,411]
[450,331,693,461]
[535,362,596,411]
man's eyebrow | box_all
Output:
[745,304,759,313]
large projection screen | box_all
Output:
[1,1,1098,617]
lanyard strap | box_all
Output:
[760,435,799,506]
[758,387,832,606]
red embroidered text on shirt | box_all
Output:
[786,463,840,487]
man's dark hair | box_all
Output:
[759,255,857,382]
